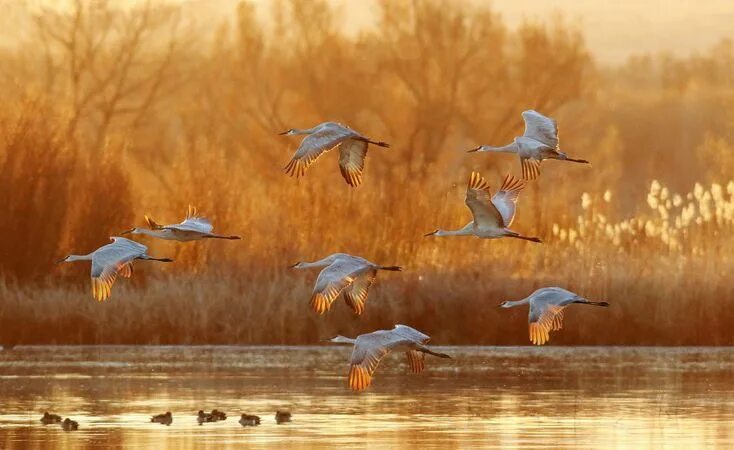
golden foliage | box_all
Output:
[0,1,731,344]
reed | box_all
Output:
[0,0,732,345]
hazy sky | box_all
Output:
[6,0,734,64]
[317,0,734,64]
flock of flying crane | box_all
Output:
[57,109,609,391]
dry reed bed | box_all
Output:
[1,180,732,345]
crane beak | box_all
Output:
[287,263,299,268]
[466,146,481,153]
[424,230,438,237]
[54,257,66,264]
[121,228,134,235]
[278,130,290,135]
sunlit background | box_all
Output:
[2,2,734,449]
[0,0,733,346]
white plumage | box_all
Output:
[57,237,173,302]
[325,324,451,391]
[123,205,240,241]
[499,287,610,345]
[468,110,589,180]
[425,172,541,242]
[280,122,390,187]
[290,253,402,315]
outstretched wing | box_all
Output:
[528,305,565,346]
[490,175,525,227]
[348,330,414,391]
[337,139,368,187]
[527,290,575,345]
[310,261,371,314]
[464,172,504,229]
[522,110,559,148]
[405,350,426,373]
[284,124,355,177]
[89,238,146,302]
[343,267,377,315]
[520,157,542,180]
[392,324,430,344]
[165,205,213,233]
[118,262,134,278]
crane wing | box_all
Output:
[284,124,354,177]
[392,324,430,344]
[348,330,414,391]
[490,175,525,227]
[520,157,542,180]
[337,139,368,187]
[405,350,426,374]
[164,205,213,233]
[118,262,134,278]
[465,172,504,229]
[310,261,371,314]
[343,267,377,315]
[522,110,559,148]
[89,238,146,302]
[528,295,568,345]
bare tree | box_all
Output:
[34,0,185,151]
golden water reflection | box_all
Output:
[0,346,733,449]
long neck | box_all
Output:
[480,143,517,154]
[505,298,530,308]
[331,336,356,345]
[298,255,338,269]
[137,228,166,238]
[436,223,474,236]
[293,126,320,135]
[66,254,93,262]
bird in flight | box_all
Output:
[280,121,390,187]
[425,172,541,242]
[499,287,609,345]
[290,253,401,315]
[467,110,589,180]
[123,205,240,241]
[324,324,451,391]
[56,237,173,302]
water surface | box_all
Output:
[0,346,732,449]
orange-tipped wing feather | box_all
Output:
[343,269,377,315]
[465,172,504,228]
[521,158,542,180]
[406,350,425,374]
[528,306,565,345]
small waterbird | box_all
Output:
[289,253,402,315]
[280,121,390,187]
[239,414,261,426]
[40,412,62,425]
[123,205,240,241]
[150,411,172,426]
[425,172,541,242]
[467,110,589,180]
[324,324,451,391]
[56,237,173,302]
[197,410,215,425]
[499,287,610,345]
[61,418,79,431]
[275,411,291,424]
[210,409,227,421]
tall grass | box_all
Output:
[0,0,732,345]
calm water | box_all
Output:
[0,346,733,449]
